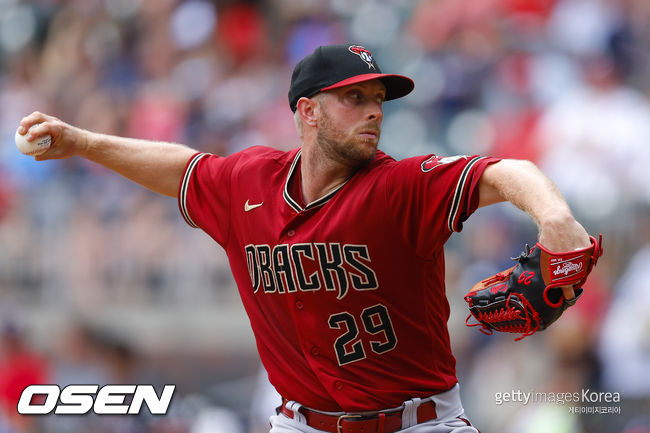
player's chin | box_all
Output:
[348,143,377,167]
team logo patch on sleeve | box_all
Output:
[421,155,468,172]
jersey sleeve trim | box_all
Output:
[178,152,209,228]
[447,156,486,233]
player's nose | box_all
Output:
[366,101,383,123]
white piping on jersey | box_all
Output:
[180,152,209,228]
[282,150,351,213]
[283,151,302,212]
[447,156,486,233]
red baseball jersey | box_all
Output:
[178,146,499,412]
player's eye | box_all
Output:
[343,89,384,106]
[348,90,363,101]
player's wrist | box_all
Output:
[535,205,573,227]
[537,214,590,252]
[74,128,95,158]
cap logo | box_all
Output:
[348,45,375,69]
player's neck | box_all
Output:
[299,145,355,205]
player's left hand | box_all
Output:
[464,232,603,340]
[537,216,591,300]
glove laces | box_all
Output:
[465,294,541,341]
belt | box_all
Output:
[279,398,437,433]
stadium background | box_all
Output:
[0,0,649,432]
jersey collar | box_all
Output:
[283,150,350,213]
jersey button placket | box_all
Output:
[334,381,344,390]
[310,346,320,356]
[287,229,296,237]
[295,300,304,310]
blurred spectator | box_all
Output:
[249,366,281,433]
[599,205,650,431]
[0,322,50,433]
[535,53,650,224]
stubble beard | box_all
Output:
[316,109,379,169]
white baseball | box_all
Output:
[15,123,52,156]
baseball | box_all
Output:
[15,123,52,156]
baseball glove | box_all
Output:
[464,234,603,340]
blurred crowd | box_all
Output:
[0,0,649,432]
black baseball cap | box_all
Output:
[288,44,415,112]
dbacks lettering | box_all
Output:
[245,243,378,299]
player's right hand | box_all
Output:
[18,111,89,161]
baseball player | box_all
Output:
[18,44,591,433]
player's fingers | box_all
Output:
[23,122,52,141]
[561,285,575,300]
[31,121,84,161]
[18,111,50,134]
[33,143,62,161]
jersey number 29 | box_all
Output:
[328,304,397,366]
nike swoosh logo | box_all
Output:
[244,200,264,212]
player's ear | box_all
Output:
[296,96,319,127]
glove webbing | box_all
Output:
[465,294,541,341]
